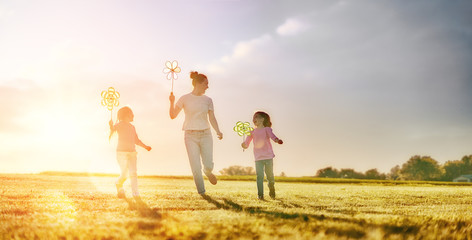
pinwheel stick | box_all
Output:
[163,60,181,94]
[171,78,174,94]
[101,87,120,140]
[233,121,254,152]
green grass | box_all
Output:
[1,174,472,239]
[39,171,472,186]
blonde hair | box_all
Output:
[109,106,133,140]
[117,106,133,121]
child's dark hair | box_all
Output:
[254,111,272,127]
[190,71,207,87]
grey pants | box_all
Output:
[184,129,214,194]
[255,159,274,197]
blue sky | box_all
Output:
[1,0,472,176]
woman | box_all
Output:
[169,71,223,195]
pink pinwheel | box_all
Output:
[163,60,181,93]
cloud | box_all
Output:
[226,34,273,60]
[207,34,278,79]
[276,18,309,36]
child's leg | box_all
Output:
[265,159,275,198]
[185,131,205,194]
[255,160,265,198]
[116,152,129,187]
[127,152,139,197]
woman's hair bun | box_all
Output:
[190,71,199,79]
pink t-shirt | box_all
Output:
[244,127,279,161]
[114,121,144,152]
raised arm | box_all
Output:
[169,93,182,119]
[208,110,223,140]
[109,120,116,133]
[242,133,253,149]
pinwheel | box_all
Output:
[163,60,181,94]
[101,87,120,121]
[234,121,254,140]
[234,121,254,152]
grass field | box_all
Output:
[1,174,472,239]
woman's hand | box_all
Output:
[145,146,152,151]
[169,93,181,119]
[217,131,223,140]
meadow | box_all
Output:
[1,173,472,239]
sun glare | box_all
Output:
[35,103,86,147]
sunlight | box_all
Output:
[41,112,82,144]
[35,190,78,224]
[18,100,101,172]
[49,191,78,223]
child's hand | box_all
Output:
[145,146,152,151]
[276,138,283,144]
[217,131,223,140]
[109,120,113,127]
[169,93,175,102]
[241,142,248,149]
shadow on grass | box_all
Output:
[124,196,161,219]
[200,194,422,239]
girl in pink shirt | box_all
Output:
[109,106,151,199]
[242,111,283,200]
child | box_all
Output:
[109,106,151,199]
[241,111,283,200]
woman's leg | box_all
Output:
[255,160,265,198]
[200,129,216,184]
[185,131,205,194]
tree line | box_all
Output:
[316,155,472,181]
[220,155,472,181]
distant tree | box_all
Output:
[442,160,464,181]
[441,155,472,181]
[459,155,472,173]
[219,165,256,176]
[316,167,340,178]
[364,168,386,180]
[339,168,363,179]
[400,155,442,181]
[388,165,401,180]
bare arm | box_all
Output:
[109,120,116,133]
[136,138,152,151]
[134,127,151,151]
[169,93,182,119]
[208,110,223,140]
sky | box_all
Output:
[1,0,472,177]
